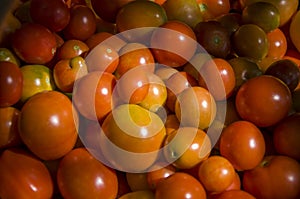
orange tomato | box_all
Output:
[197,0,231,21]
[290,10,300,53]
[266,28,287,59]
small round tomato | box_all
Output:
[0,61,23,107]
[146,163,176,190]
[266,28,287,59]
[211,190,255,199]
[12,23,57,64]
[85,32,127,51]
[198,58,236,100]
[0,107,21,148]
[0,148,53,199]
[126,172,150,191]
[197,0,230,21]
[219,120,265,171]
[30,0,70,32]
[151,21,197,67]
[119,190,155,199]
[57,39,89,60]
[198,155,235,193]
[155,172,207,199]
[273,113,300,160]
[235,75,292,127]
[163,127,211,169]
[63,5,96,41]
[243,155,300,199]
[19,91,78,160]
[57,148,118,199]
[0,48,20,66]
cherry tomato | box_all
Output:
[235,75,292,127]
[151,20,197,67]
[219,120,265,171]
[155,172,207,199]
[197,0,230,21]
[85,32,126,51]
[57,39,89,60]
[30,0,70,32]
[63,5,96,41]
[12,23,57,64]
[0,61,23,107]
[126,172,150,191]
[211,190,256,199]
[19,91,78,160]
[243,155,300,199]
[119,190,155,199]
[57,147,118,199]
[0,47,20,66]
[146,163,176,190]
[0,148,53,199]
[266,28,287,59]
[198,155,235,193]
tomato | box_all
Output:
[290,10,300,53]
[19,91,78,160]
[63,5,96,41]
[126,172,150,191]
[0,148,53,199]
[100,104,166,172]
[164,127,211,169]
[235,75,292,127]
[197,0,230,22]
[219,121,265,171]
[0,107,21,148]
[155,172,207,199]
[86,32,126,51]
[151,20,197,67]
[30,0,70,32]
[273,113,300,160]
[266,28,287,59]
[198,58,236,100]
[243,155,300,199]
[57,39,89,60]
[175,86,217,129]
[162,0,203,28]
[198,155,235,193]
[0,48,20,66]
[0,61,23,107]
[211,190,256,199]
[57,147,118,199]
[73,71,116,121]
[119,190,155,199]
[146,163,176,189]
[12,23,57,64]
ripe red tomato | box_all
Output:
[243,155,300,199]
[0,148,53,199]
[19,91,78,160]
[57,147,118,199]
[219,120,265,171]
[0,61,23,107]
[30,0,70,32]
[155,172,207,199]
[12,23,57,64]
[235,75,292,127]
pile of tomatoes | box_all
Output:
[1,0,300,198]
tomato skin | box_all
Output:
[57,148,118,199]
[235,75,292,127]
[57,39,89,60]
[0,61,23,107]
[155,172,207,199]
[211,190,255,199]
[0,148,53,199]
[243,155,300,199]
[197,0,230,21]
[12,23,57,64]
[19,91,78,160]
[219,121,265,171]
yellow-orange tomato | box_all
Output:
[175,86,217,129]
[163,127,211,169]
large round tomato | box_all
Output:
[0,148,53,199]
[243,155,300,199]
[19,90,78,160]
[57,147,118,199]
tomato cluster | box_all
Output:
[1,0,300,198]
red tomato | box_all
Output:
[12,23,57,64]
[30,0,70,32]
[57,148,118,199]
[243,155,300,199]
[0,61,23,107]
[235,75,292,127]
[57,39,89,60]
[219,120,265,171]
[19,91,78,160]
[155,172,207,199]
[0,148,53,199]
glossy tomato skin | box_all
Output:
[63,5,96,41]
[19,91,78,160]
[243,155,300,199]
[57,148,118,199]
[0,148,53,199]
[12,23,57,64]
[57,39,89,60]
[0,61,23,107]
[155,172,206,199]
[30,0,70,32]
[235,75,292,127]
